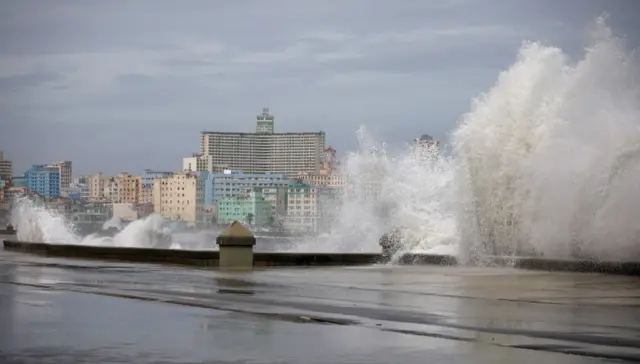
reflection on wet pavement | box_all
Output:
[1,248,639,363]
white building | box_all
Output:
[199,109,325,177]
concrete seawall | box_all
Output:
[2,240,386,268]
[3,240,639,275]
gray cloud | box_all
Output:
[0,0,638,175]
[0,71,61,92]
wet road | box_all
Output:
[1,247,639,363]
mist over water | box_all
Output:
[8,17,640,262]
[10,198,215,250]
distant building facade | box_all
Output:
[52,161,72,196]
[116,173,141,203]
[141,169,173,188]
[0,151,12,180]
[205,170,291,205]
[199,109,326,177]
[88,173,111,202]
[26,164,61,197]
[217,188,273,226]
[152,172,204,226]
[285,183,318,232]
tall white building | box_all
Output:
[200,109,325,177]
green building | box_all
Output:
[217,188,273,226]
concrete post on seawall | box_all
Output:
[0,224,17,242]
[216,221,256,269]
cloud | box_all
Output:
[0,0,638,175]
[0,71,62,92]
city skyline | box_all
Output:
[1,1,638,176]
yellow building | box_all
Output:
[116,172,141,203]
[153,172,204,226]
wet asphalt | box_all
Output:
[1,246,639,364]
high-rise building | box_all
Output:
[52,161,72,195]
[200,109,325,177]
[255,107,275,134]
[152,172,204,226]
[115,172,141,203]
[26,164,60,197]
[0,151,12,180]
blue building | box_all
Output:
[26,164,61,197]
[202,170,291,206]
[141,169,174,188]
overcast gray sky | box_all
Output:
[0,0,638,176]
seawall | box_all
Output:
[2,240,639,275]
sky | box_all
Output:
[0,0,638,176]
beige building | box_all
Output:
[88,173,112,202]
[0,151,12,179]
[296,171,345,188]
[153,172,204,226]
[139,185,153,204]
[104,178,118,202]
[295,147,344,188]
[199,109,325,177]
[116,173,142,203]
[52,161,72,195]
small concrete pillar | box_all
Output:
[216,221,256,269]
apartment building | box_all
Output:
[296,171,345,188]
[52,161,72,195]
[152,172,204,226]
[217,188,273,226]
[116,173,141,203]
[141,169,173,187]
[104,178,118,202]
[0,151,12,180]
[285,183,318,232]
[88,173,111,202]
[26,164,61,197]
[199,109,325,177]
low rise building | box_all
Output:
[88,173,111,202]
[152,172,204,227]
[207,170,291,205]
[285,183,318,233]
[217,188,273,226]
[70,202,112,235]
[112,203,139,222]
